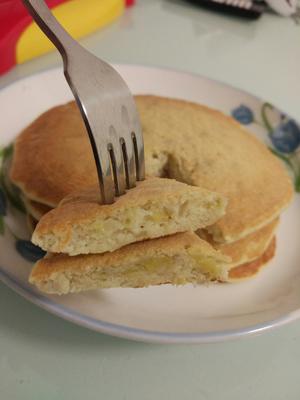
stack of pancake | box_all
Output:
[29,178,230,293]
[9,96,293,293]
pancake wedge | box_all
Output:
[32,177,227,255]
[29,232,230,294]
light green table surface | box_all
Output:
[1,1,300,398]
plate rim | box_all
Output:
[1,64,299,344]
[2,267,299,344]
[0,63,296,121]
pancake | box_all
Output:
[198,218,279,268]
[29,232,230,294]
[32,177,227,255]
[138,96,293,243]
[10,102,98,207]
[228,237,276,281]
[10,97,293,244]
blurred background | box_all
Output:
[1,0,299,116]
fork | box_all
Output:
[22,0,145,204]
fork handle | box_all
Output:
[22,0,79,65]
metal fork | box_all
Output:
[22,0,145,204]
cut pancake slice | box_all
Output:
[32,177,227,255]
[29,232,230,294]
[198,218,279,268]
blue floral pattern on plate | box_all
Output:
[232,102,300,192]
[269,120,300,154]
[231,105,254,125]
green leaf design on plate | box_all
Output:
[295,174,300,192]
[2,144,13,159]
[0,175,26,213]
[269,147,300,192]
[0,144,26,213]
[0,144,13,161]
[261,103,274,134]
[270,147,295,170]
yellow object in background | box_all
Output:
[17,0,124,63]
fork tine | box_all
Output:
[108,148,126,197]
[132,131,145,181]
[108,126,126,196]
[122,140,136,189]
[128,102,145,182]
[120,103,138,188]
[94,146,115,204]
[122,101,145,183]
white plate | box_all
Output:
[1,65,300,344]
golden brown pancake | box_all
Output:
[10,97,293,244]
[198,218,279,268]
[228,237,276,281]
[10,102,98,207]
[138,96,293,243]
[32,177,227,255]
[29,232,230,295]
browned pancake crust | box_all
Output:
[10,102,98,207]
[229,237,276,280]
[198,218,278,267]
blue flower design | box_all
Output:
[16,240,46,262]
[270,120,300,154]
[0,187,7,216]
[231,105,254,125]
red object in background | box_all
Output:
[0,0,135,75]
[0,0,66,75]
